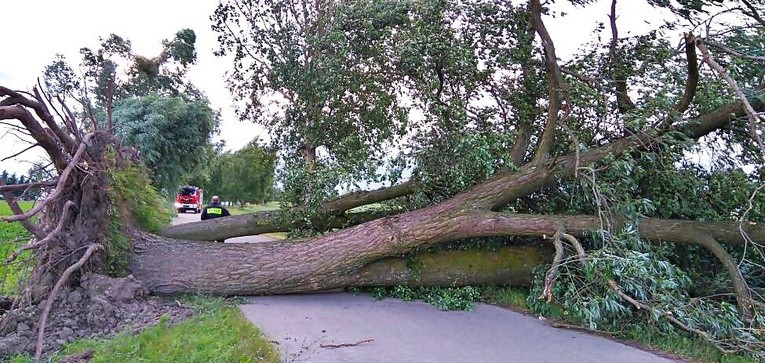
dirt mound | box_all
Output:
[0,273,193,359]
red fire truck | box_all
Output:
[174,186,204,213]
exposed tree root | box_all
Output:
[35,244,103,362]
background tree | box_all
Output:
[212,0,409,209]
[204,139,276,206]
[111,94,217,193]
[43,29,219,194]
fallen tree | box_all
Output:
[3,0,765,359]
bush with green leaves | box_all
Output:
[366,285,483,311]
[105,158,172,276]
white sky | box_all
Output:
[0,0,672,176]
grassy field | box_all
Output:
[228,202,287,239]
[0,201,33,295]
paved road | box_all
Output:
[172,211,276,243]
[241,293,678,363]
[172,212,676,363]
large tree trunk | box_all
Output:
[131,230,551,294]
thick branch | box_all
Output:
[530,0,567,164]
[320,180,417,215]
[161,209,394,241]
[0,104,66,167]
[608,0,635,114]
[673,33,699,114]
[458,90,765,210]
[0,179,45,239]
[684,231,753,320]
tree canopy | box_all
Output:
[40,29,219,194]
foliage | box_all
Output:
[42,30,218,195]
[105,157,172,276]
[212,0,411,204]
[366,285,482,311]
[112,94,218,194]
[527,226,765,359]
[204,139,276,206]
[41,297,279,363]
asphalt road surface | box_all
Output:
[172,212,677,363]
[241,293,678,363]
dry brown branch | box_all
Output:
[319,339,374,349]
[0,180,57,193]
[0,142,39,162]
[31,87,78,153]
[57,96,83,142]
[1,133,93,223]
[6,201,76,263]
[34,243,104,362]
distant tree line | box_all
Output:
[0,170,41,200]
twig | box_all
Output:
[35,243,104,362]
[1,142,39,162]
[319,339,374,349]
[606,279,737,354]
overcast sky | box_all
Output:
[0,0,671,176]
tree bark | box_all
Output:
[134,208,765,295]
[131,231,550,295]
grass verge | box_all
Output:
[0,201,33,295]
[10,297,279,363]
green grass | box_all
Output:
[0,200,34,295]
[481,286,759,363]
[227,202,286,240]
[11,297,280,363]
[228,202,281,215]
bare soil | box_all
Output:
[0,273,193,360]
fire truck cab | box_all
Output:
[174,186,204,214]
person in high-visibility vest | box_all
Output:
[201,195,231,242]
[201,195,231,220]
